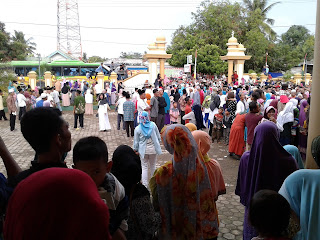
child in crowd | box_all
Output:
[212,107,224,143]
[73,136,129,240]
[169,101,180,124]
[223,108,232,145]
[249,190,293,240]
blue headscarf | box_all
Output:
[138,111,154,138]
[163,92,170,113]
[279,170,320,240]
[284,145,304,169]
[265,93,271,101]
[222,91,226,95]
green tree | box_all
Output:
[196,44,228,74]
[82,52,88,62]
[10,30,36,59]
[302,35,315,61]
[167,0,246,74]
[88,56,105,63]
[243,0,280,40]
[281,25,311,47]
[244,29,270,72]
[0,22,11,62]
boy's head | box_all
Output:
[73,137,111,187]
[173,102,178,108]
[249,190,290,238]
[249,101,259,113]
[218,107,224,114]
[76,90,81,96]
[225,108,230,116]
[21,108,71,157]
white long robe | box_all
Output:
[98,103,111,131]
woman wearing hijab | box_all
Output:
[163,91,171,125]
[208,91,221,136]
[84,89,93,115]
[61,83,70,107]
[284,145,304,169]
[298,99,309,160]
[277,101,294,146]
[259,106,277,124]
[192,130,226,199]
[185,122,197,132]
[279,136,320,240]
[236,121,298,240]
[150,124,219,240]
[98,93,111,132]
[228,113,246,159]
[112,145,161,240]
[70,81,78,105]
[226,92,237,123]
[133,111,162,187]
[4,168,111,240]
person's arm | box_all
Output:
[133,128,139,152]
[131,194,161,238]
[0,136,22,177]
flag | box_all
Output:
[302,53,307,74]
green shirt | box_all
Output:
[74,96,85,114]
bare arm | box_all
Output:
[0,136,22,177]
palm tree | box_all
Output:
[11,30,36,56]
[243,0,280,40]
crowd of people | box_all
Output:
[0,75,318,240]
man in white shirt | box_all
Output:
[45,88,55,108]
[94,82,102,95]
[116,91,127,130]
[236,92,248,114]
[17,88,27,120]
[51,87,61,111]
[137,90,150,114]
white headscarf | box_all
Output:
[276,102,294,131]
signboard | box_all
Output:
[184,64,191,73]
[187,55,192,64]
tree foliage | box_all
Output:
[88,56,105,63]
[167,0,314,74]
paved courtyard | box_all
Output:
[0,110,244,240]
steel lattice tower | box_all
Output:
[57,0,82,60]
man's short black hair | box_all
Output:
[21,108,64,154]
[135,88,138,91]
[38,89,44,95]
[183,89,187,95]
[122,91,127,97]
[185,96,190,103]
[251,91,260,101]
[76,90,81,95]
[249,190,290,238]
[73,137,108,164]
[138,89,145,95]
[0,89,2,93]
[125,92,130,99]
[249,101,258,112]
[153,89,158,94]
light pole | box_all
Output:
[37,53,41,88]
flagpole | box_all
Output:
[194,49,197,79]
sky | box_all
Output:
[0,0,317,59]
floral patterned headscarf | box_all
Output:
[155,124,218,239]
